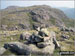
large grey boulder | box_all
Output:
[4,42,55,55]
[0,47,6,55]
[4,42,31,55]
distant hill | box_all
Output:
[58,7,75,19]
[0,5,75,30]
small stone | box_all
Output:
[61,35,70,39]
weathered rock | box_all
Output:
[4,42,31,55]
[4,42,55,55]
[1,25,8,30]
[69,28,75,32]
[60,27,69,32]
[0,47,6,55]
[37,40,51,48]
[20,32,31,41]
[31,31,60,48]
[60,27,75,32]
[50,31,60,48]
[29,34,43,43]
[29,44,55,55]
[61,35,70,39]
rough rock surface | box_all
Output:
[20,32,31,41]
[60,27,75,32]
[4,42,31,55]
[61,35,70,39]
[4,42,55,55]
[0,47,6,55]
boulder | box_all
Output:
[60,27,75,32]
[65,28,70,32]
[37,40,51,48]
[20,32,31,41]
[4,42,55,55]
[69,28,75,32]
[37,42,47,48]
[61,35,70,39]
[29,44,55,55]
[0,47,6,55]
[1,25,8,30]
[4,42,31,55]
[50,31,60,48]
[29,34,43,43]
[60,27,69,32]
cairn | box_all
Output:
[4,26,60,56]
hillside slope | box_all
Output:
[0,5,75,30]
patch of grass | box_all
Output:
[59,40,74,51]
[48,26,60,32]
[62,18,75,27]
[49,18,56,25]
[2,49,17,55]
[0,34,20,47]
[53,49,60,56]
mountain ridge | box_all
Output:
[0,5,75,30]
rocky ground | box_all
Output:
[0,26,75,56]
[0,5,75,56]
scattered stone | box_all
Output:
[61,35,70,39]
[60,27,69,32]
[60,27,75,32]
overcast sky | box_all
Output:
[1,0,75,9]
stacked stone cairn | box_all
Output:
[4,27,60,56]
